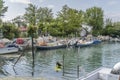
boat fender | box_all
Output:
[111,62,120,74]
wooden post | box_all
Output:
[77,65,79,78]
[77,48,80,78]
[63,53,65,76]
[31,36,35,76]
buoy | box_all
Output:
[55,66,61,72]
[55,62,62,72]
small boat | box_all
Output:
[36,44,67,50]
[77,67,119,80]
[92,40,101,45]
[36,40,67,50]
[0,47,19,55]
[75,40,93,47]
[0,44,20,54]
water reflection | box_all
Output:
[102,42,120,68]
[85,46,102,72]
[0,42,120,80]
[0,56,8,76]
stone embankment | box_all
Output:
[83,35,120,42]
[97,35,120,42]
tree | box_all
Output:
[0,0,8,17]
[12,16,27,27]
[66,9,84,36]
[46,20,62,36]
[113,22,120,30]
[57,5,84,36]
[37,7,53,23]
[85,7,104,36]
[2,22,19,39]
[105,18,113,28]
[56,5,69,36]
[0,0,8,28]
[102,20,120,37]
[37,7,53,35]
[27,25,37,37]
[24,4,54,36]
[24,4,37,26]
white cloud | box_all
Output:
[10,0,31,4]
[108,1,118,5]
[39,0,44,3]
[105,13,120,18]
[47,5,55,9]
[105,12,120,22]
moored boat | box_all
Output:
[74,39,101,48]
[92,40,101,45]
[0,43,19,55]
[36,44,67,50]
[75,40,93,47]
[36,36,67,50]
[0,47,19,55]
[36,41,67,50]
[36,40,67,50]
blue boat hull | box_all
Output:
[93,40,101,44]
[75,40,101,48]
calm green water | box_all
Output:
[0,42,120,80]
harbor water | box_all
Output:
[0,42,120,80]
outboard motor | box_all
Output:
[111,62,120,74]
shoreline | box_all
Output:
[0,76,62,80]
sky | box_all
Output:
[2,0,120,22]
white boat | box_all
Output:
[75,40,94,47]
[0,47,19,55]
[77,67,119,80]
[0,43,20,55]
[0,31,19,54]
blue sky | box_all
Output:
[2,0,120,22]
